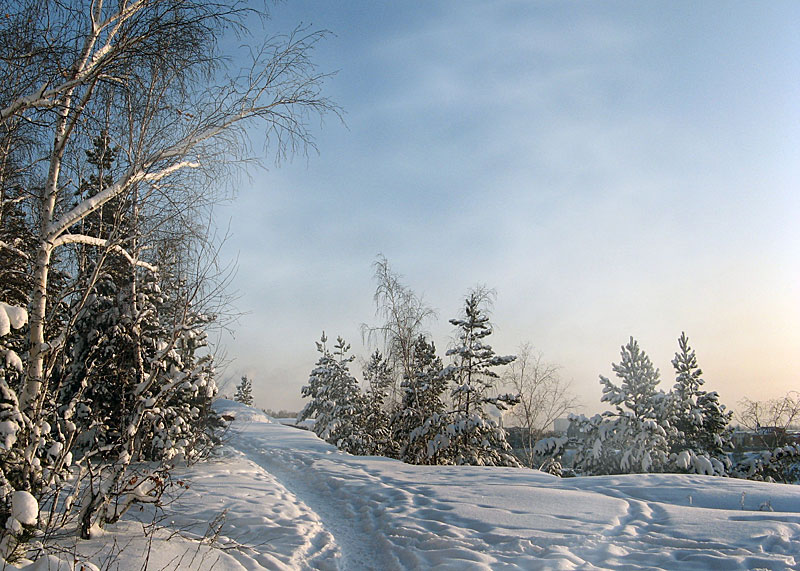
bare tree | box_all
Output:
[503,344,577,467]
[737,392,800,448]
[361,255,436,405]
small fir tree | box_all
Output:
[299,334,368,454]
[234,376,255,407]
[392,335,448,464]
[360,350,395,456]
[669,332,732,475]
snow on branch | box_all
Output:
[47,158,198,240]
[52,234,157,273]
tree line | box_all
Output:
[300,258,800,484]
[561,336,800,483]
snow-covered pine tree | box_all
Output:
[360,350,395,456]
[571,337,670,475]
[669,332,732,475]
[299,334,368,454]
[234,376,255,407]
[392,335,447,464]
[141,275,221,465]
[425,290,519,467]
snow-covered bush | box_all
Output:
[0,304,31,560]
[732,445,800,484]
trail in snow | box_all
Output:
[187,401,800,570]
[46,401,800,570]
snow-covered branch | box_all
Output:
[52,234,157,273]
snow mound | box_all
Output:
[213,399,272,424]
[0,302,27,337]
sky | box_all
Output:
[214,1,800,417]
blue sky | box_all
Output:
[216,1,800,415]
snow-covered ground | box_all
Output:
[32,400,800,570]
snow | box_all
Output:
[0,302,27,336]
[11,491,38,526]
[44,399,800,569]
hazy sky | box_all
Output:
[215,1,800,416]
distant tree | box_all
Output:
[503,344,577,468]
[737,392,800,449]
[425,289,519,467]
[234,376,255,407]
[732,390,800,483]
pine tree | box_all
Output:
[425,291,519,467]
[572,337,670,475]
[392,335,447,464]
[234,376,255,407]
[360,350,395,456]
[299,334,368,454]
[669,332,732,475]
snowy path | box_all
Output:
[98,400,799,571]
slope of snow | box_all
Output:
[43,400,800,570]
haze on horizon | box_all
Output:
[216,1,799,417]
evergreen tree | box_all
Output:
[425,291,519,467]
[299,334,368,454]
[571,337,670,475]
[360,350,395,456]
[392,335,447,464]
[234,376,255,407]
[669,332,732,475]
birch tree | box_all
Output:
[2,1,332,420]
[503,344,577,468]
[0,0,336,549]
[361,255,436,406]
